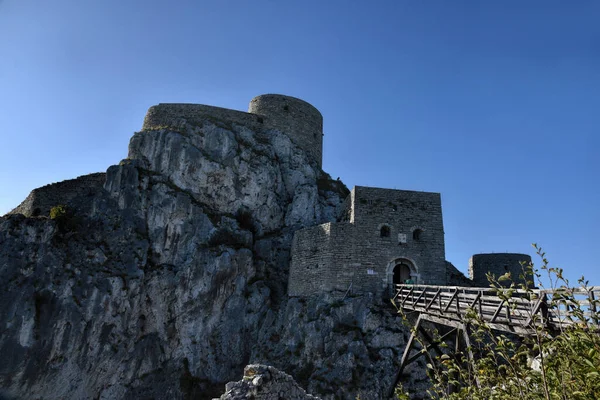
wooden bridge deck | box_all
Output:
[390,284,600,395]
[393,284,600,334]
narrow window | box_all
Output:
[283,105,289,111]
[257,116,263,123]
[413,229,423,241]
[380,225,391,238]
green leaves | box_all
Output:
[395,244,600,400]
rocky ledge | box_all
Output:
[0,104,428,399]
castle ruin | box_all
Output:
[7,94,532,298]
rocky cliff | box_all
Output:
[0,113,427,399]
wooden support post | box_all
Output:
[391,315,422,398]
[590,290,598,326]
[447,327,462,395]
[459,323,480,389]
[417,325,443,357]
[398,315,422,375]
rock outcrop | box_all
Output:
[0,102,428,399]
[216,364,320,400]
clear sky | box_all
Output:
[1,1,598,286]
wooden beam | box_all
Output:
[398,315,422,375]
[459,323,480,389]
[490,300,506,323]
[443,289,459,313]
[425,288,441,311]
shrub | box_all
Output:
[397,244,600,400]
[49,205,79,233]
[49,205,68,220]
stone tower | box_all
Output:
[248,94,323,167]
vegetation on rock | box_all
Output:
[397,245,600,399]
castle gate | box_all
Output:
[386,258,418,297]
[393,263,411,285]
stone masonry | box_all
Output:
[469,253,533,287]
[6,93,529,299]
[143,94,323,168]
[288,186,446,298]
[7,173,106,217]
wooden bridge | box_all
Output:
[391,284,600,391]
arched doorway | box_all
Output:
[386,258,418,298]
[393,263,412,285]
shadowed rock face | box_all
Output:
[0,113,427,399]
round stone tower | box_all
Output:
[248,94,323,168]
[469,253,533,288]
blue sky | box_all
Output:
[1,1,598,285]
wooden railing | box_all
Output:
[392,284,600,334]
[391,284,600,396]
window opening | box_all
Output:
[413,229,423,241]
[380,225,391,238]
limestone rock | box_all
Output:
[216,364,320,400]
[0,97,428,400]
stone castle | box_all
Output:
[8,94,531,299]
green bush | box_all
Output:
[49,204,79,233]
[49,205,68,220]
[397,244,600,400]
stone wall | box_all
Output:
[142,94,323,167]
[142,103,262,132]
[446,261,476,287]
[248,94,323,168]
[6,173,106,217]
[469,253,533,287]
[289,186,447,298]
[350,186,447,287]
[288,222,383,297]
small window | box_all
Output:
[380,225,391,238]
[283,105,289,111]
[256,116,263,123]
[413,229,423,241]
